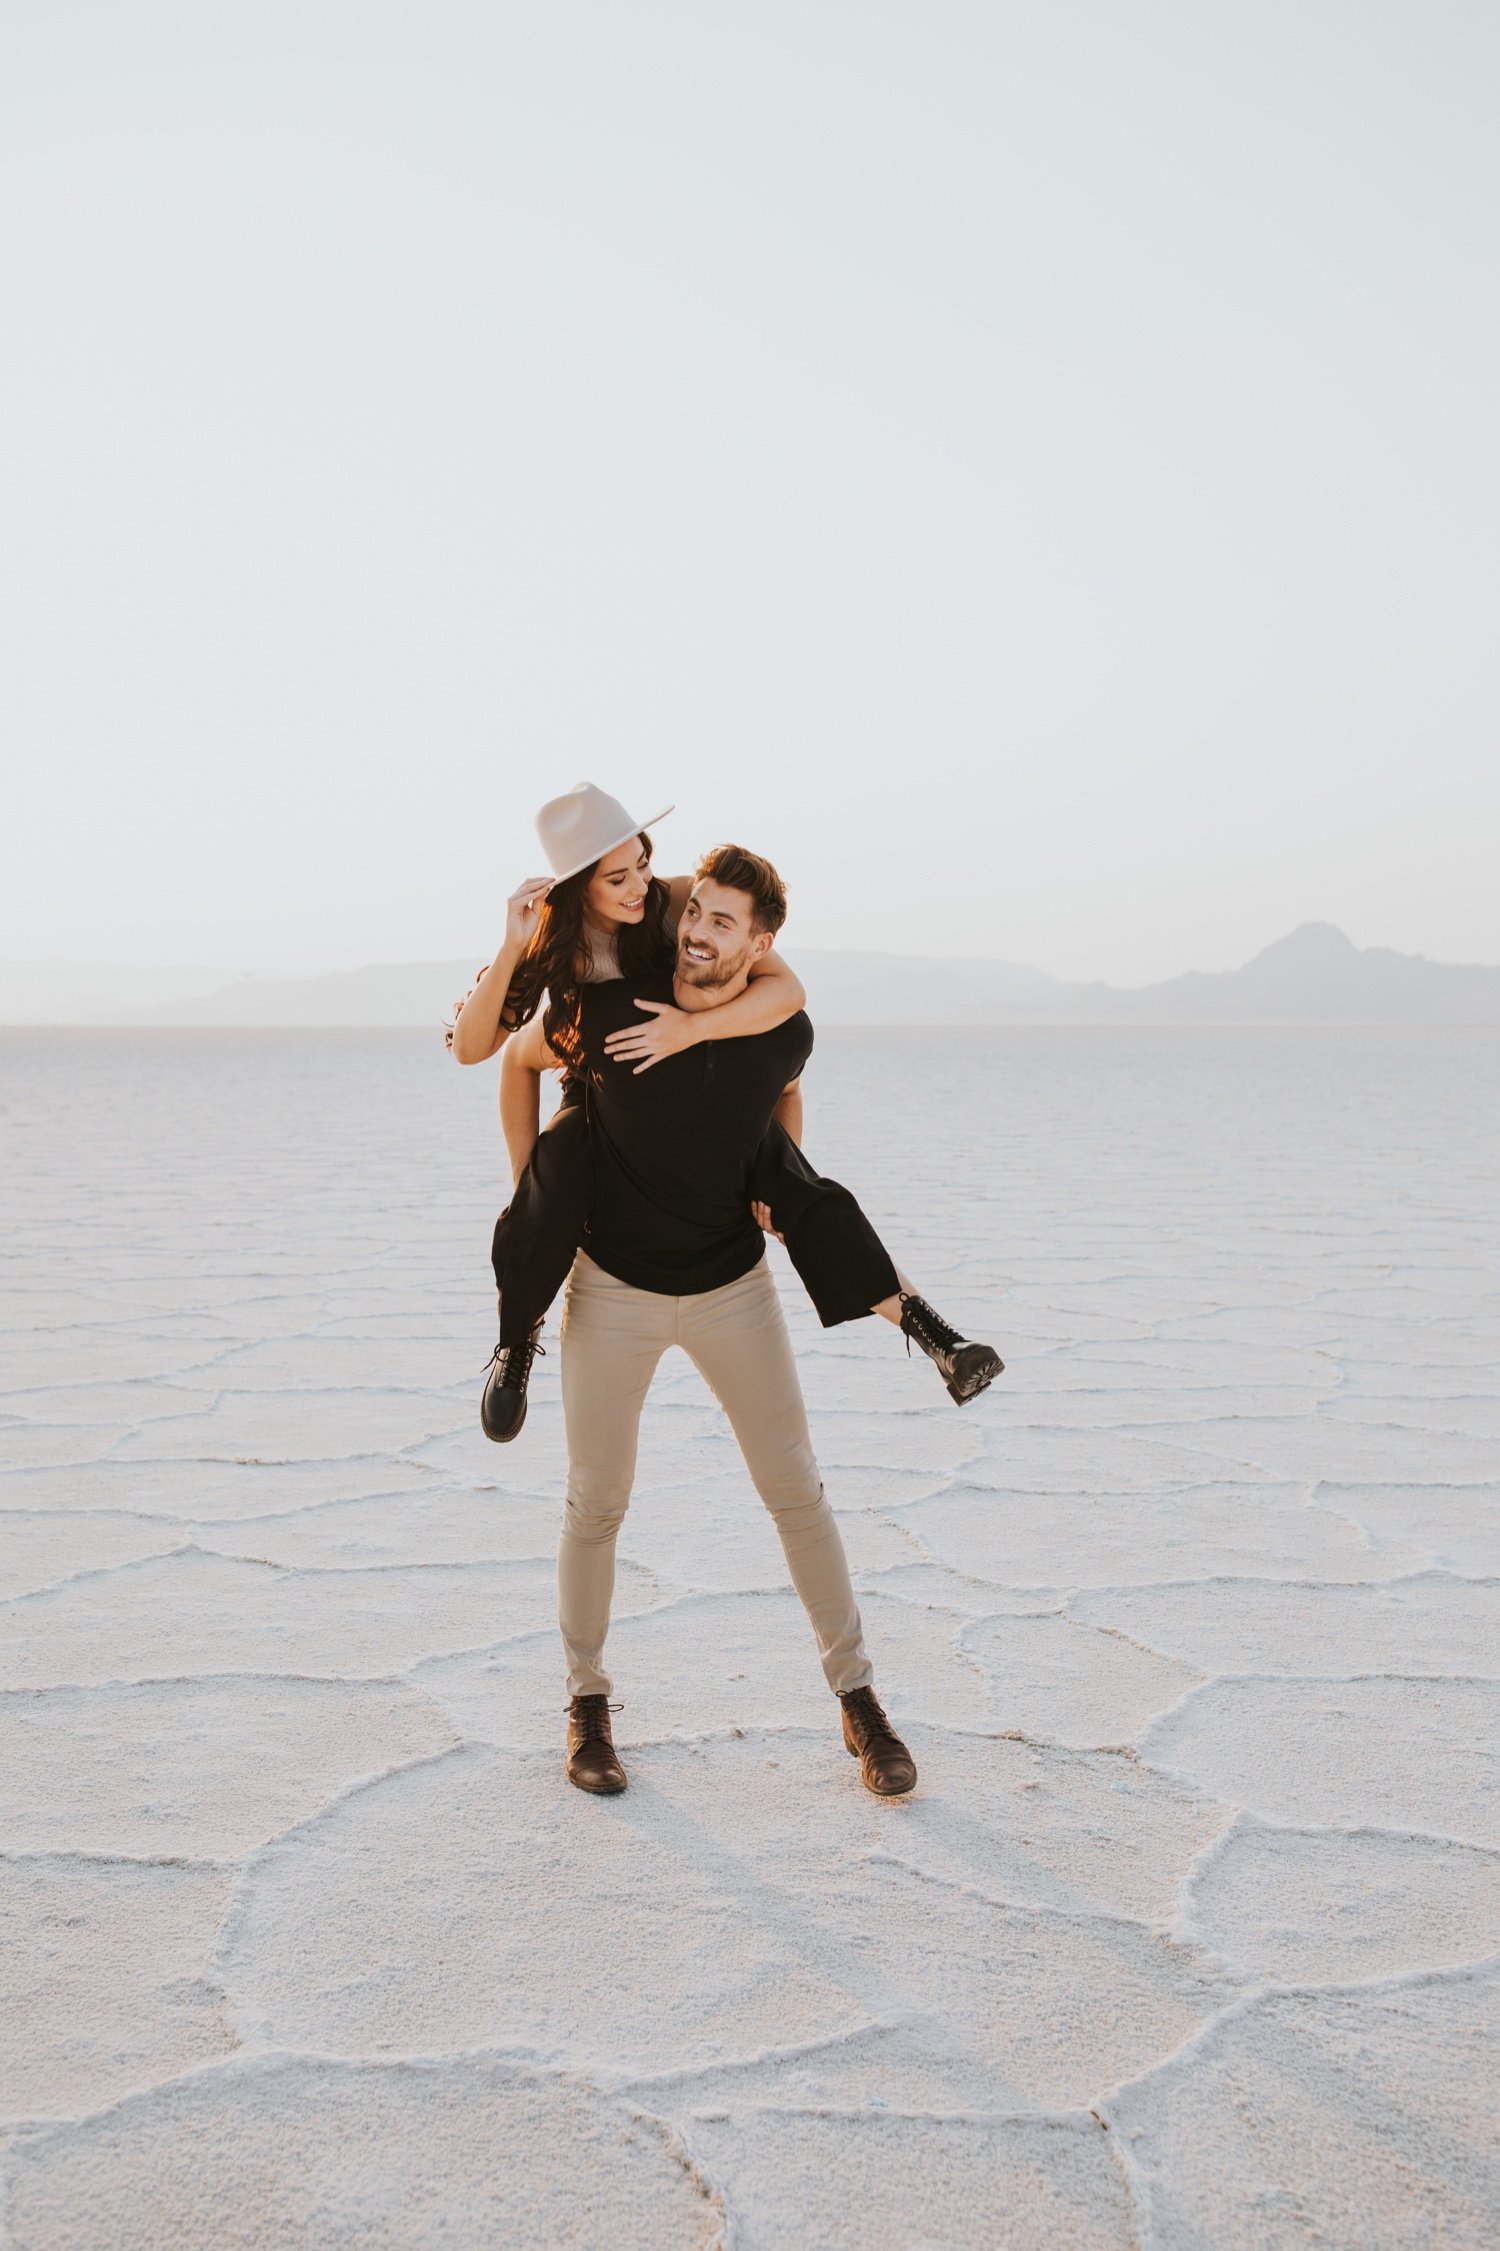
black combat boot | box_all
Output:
[898,1294,1003,1405]
[480,1324,544,1442]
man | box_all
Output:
[501,844,926,1800]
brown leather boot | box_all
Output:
[838,1686,917,1797]
[566,1695,627,1794]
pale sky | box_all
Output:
[3,1,1497,986]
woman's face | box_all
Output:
[583,837,651,928]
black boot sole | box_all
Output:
[944,1343,1003,1405]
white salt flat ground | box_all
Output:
[2,1025,1498,2249]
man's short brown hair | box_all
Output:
[693,844,787,937]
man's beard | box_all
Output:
[676,936,751,989]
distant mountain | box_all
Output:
[135,961,481,1029]
[803,925,1500,1024]
[3,926,1497,1027]
[1067,924,1500,1025]
[0,958,243,1025]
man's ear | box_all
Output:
[751,929,774,960]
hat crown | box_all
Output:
[533,782,673,882]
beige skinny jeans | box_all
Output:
[557,1250,873,1699]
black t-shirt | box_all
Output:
[572,972,813,1295]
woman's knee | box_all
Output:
[532,1103,591,1188]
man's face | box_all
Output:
[676,879,767,988]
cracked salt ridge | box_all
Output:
[653,2092,1137,2250]
[1139,1414,1500,1485]
[137,1334,500,1392]
[413,1589,1006,1744]
[1068,1570,1500,1678]
[0,1455,452,1522]
[1,1383,224,1426]
[0,1547,667,1688]
[963,1427,1289,1492]
[0,1424,137,1471]
[891,1480,1427,1588]
[0,1513,190,1602]
[963,1611,1205,1749]
[1141,1675,1500,1847]
[1324,1395,1500,1439]
[998,1385,1338,1428]
[2,1030,1495,2241]
[1,1857,238,2121]
[0,1333,234,1387]
[184,1487,571,1571]
[1175,1814,1500,1982]
[1101,1964,1500,2250]
[1320,1479,1500,1575]
[104,1387,477,1463]
[4,2055,726,2251]
[211,1728,1237,2107]
[0,1677,459,1856]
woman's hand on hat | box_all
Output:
[505,876,553,950]
[603,998,701,1073]
[751,1200,785,1242]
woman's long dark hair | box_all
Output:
[502,830,674,1069]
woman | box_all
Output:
[451,783,1001,1438]
[447,786,802,1080]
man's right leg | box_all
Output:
[556,1254,672,1789]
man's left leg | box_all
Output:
[680,1258,916,1796]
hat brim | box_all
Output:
[548,804,676,884]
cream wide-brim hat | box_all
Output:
[534,781,675,884]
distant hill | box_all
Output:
[1066,924,1500,1026]
[0,958,485,1029]
[0,958,243,1024]
[798,925,1500,1024]
[139,961,482,1030]
[3,925,1498,1027]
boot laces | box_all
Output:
[842,1687,899,1751]
[899,1294,964,1360]
[570,1695,621,1743]
[484,1332,545,1389]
